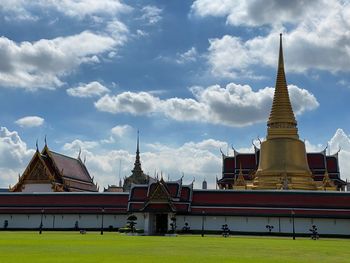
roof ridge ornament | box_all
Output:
[78,147,82,160]
[257,136,262,144]
[322,145,328,155]
[220,148,225,157]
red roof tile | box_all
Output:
[307,153,325,169]
[50,151,93,183]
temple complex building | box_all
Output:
[10,144,98,192]
[2,35,350,236]
[218,34,345,191]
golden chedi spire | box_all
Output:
[253,34,317,190]
[267,33,298,139]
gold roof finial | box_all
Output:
[267,34,298,139]
[234,162,246,188]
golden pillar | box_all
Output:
[253,34,317,190]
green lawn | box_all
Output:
[0,232,349,262]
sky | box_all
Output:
[1,0,350,190]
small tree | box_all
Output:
[3,220,8,229]
[221,224,230,237]
[170,216,177,234]
[74,221,79,231]
[127,215,137,233]
[39,222,43,234]
[309,225,319,240]
[182,222,190,233]
[266,225,274,233]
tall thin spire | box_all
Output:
[267,34,298,139]
[132,130,143,174]
[123,129,148,191]
[136,130,140,155]
[118,159,122,186]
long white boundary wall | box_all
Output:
[174,215,350,235]
[1,213,349,236]
[0,214,131,230]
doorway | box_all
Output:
[155,214,168,234]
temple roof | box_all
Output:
[11,145,98,192]
[49,151,93,183]
[128,177,192,213]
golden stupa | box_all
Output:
[253,34,317,190]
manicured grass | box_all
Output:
[0,232,349,262]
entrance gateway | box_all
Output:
[155,214,168,234]
[130,178,181,235]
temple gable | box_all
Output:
[11,145,98,192]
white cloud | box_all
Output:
[191,0,322,27]
[176,47,198,64]
[95,91,160,115]
[300,128,350,182]
[67,81,110,98]
[328,129,350,152]
[207,35,256,78]
[143,140,224,187]
[0,2,130,91]
[197,1,350,76]
[15,116,44,128]
[47,0,132,19]
[327,129,350,181]
[62,139,99,152]
[287,85,319,115]
[106,19,129,44]
[111,124,132,138]
[136,29,148,38]
[304,140,324,153]
[0,31,126,90]
[61,142,136,189]
[140,5,163,25]
[0,0,38,21]
[95,83,318,127]
[0,0,131,21]
[156,47,198,65]
[0,126,35,188]
[191,0,236,19]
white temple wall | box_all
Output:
[0,213,349,235]
[0,214,132,229]
[143,213,152,235]
[175,215,350,235]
